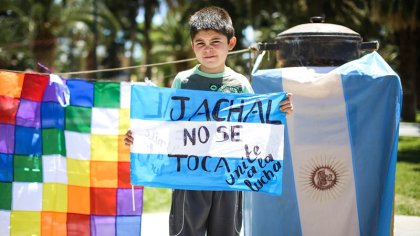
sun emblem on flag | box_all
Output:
[311,166,337,191]
[298,155,349,201]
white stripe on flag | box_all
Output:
[282,68,360,236]
[131,119,284,160]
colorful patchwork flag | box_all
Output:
[0,71,143,236]
[243,52,402,235]
[129,86,287,195]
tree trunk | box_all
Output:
[397,29,417,122]
[32,32,57,72]
[306,0,326,18]
[128,1,141,81]
[86,49,96,71]
[143,1,154,80]
[416,27,420,112]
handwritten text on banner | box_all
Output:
[130,86,287,195]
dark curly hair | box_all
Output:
[189,6,235,41]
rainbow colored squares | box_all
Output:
[0,71,143,236]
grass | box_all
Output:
[142,187,172,213]
[142,137,420,216]
[395,136,420,216]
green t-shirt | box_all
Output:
[171,65,254,94]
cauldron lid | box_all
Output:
[276,16,361,39]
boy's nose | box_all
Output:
[204,45,213,52]
[204,45,213,51]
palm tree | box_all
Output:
[151,3,195,87]
[369,0,420,121]
[0,0,119,73]
[142,0,160,80]
[104,0,160,81]
[100,0,142,80]
[0,7,33,70]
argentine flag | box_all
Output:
[243,52,402,235]
[130,86,287,195]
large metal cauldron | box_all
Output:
[256,16,379,67]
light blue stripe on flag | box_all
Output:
[244,52,402,235]
[130,86,288,195]
[340,53,401,235]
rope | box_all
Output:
[1,48,252,76]
[60,57,197,76]
[60,48,251,76]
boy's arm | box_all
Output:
[280,93,293,116]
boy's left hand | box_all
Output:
[280,93,293,116]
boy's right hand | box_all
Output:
[124,130,134,146]
[280,93,293,116]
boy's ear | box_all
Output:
[228,36,237,50]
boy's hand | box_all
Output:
[280,93,293,116]
[124,130,134,146]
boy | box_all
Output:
[125,6,293,236]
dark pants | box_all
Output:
[169,190,242,236]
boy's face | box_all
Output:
[191,30,236,74]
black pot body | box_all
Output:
[276,35,362,67]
